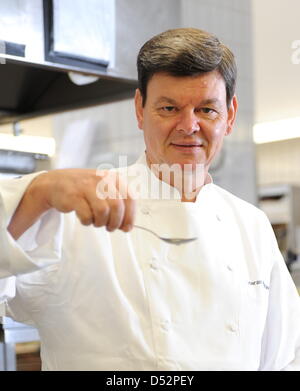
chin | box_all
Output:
[169,159,205,171]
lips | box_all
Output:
[171,143,203,147]
[172,144,201,147]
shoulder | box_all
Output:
[209,185,280,266]
[209,184,270,227]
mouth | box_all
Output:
[170,143,204,156]
[171,143,202,147]
[170,142,205,150]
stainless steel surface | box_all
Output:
[0,57,138,125]
[133,225,198,245]
[115,0,180,79]
[0,0,180,124]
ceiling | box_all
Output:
[252,0,300,124]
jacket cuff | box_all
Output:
[0,173,63,277]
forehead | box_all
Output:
[146,71,226,103]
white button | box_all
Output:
[226,265,233,272]
[141,207,151,215]
[216,214,221,221]
[150,260,159,270]
[167,254,176,262]
[161,320,171,331]
[227,323,238,333]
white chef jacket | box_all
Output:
[0,154,300,371]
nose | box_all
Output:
[175,109,200,134]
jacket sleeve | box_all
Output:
[259,221,300,370]
[0,174,63,304]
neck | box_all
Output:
[146,154,209,202]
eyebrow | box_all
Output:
[155,97,222,106]
[155,97,178,105]
[200,98,222,106]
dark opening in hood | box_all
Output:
[0,58,137,125]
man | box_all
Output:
[1,28,300,370]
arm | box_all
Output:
[7,172,51,240]
[8,168,136,240]
[259,235,300,370]
[1,168,135,304]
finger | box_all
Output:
[90,201,110,228]
[85,172,123,230]
[116,173,136,232]
[106,197,125,232]
[95,170,119,200]
[94,170,134,232]
[120,195,136,232]
[74,198,94,226]
[83,186,110,228]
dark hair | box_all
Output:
[137,28,237,109]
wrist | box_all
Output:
[27,172,52,214]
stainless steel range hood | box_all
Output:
[0,0,139,125]
[0,0,181,125]
[0,55,137,125]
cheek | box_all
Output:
[207,124,226,144]
[150,120,174,141]
[212,127,224,140]
[143,123,165,151]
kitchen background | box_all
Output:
[0,0,299,371]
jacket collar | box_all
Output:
[127,153,213,202]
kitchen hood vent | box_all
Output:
[0,0,137,125]
[0,57,137,125]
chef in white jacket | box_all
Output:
[1,28,300,371]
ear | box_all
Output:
[225,95,238,136]
[134,89,144,130]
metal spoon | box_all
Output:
[133,224,198,246]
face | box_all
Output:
[135,71,237,174]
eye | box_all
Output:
[162,106,176,112]
[158,106,178,116]
[201,108,216,114]
[197,107,218,119]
